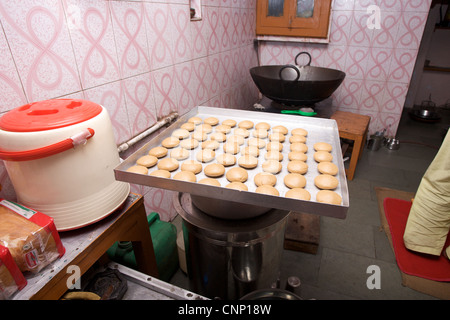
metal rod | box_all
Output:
[117,112,178,153]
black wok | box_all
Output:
[250,52,345,108]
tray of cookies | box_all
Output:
[114,106,349,219]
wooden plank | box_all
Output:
[284,212,320,254]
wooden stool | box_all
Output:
[331,111,370,181]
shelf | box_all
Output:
[423,65,450,72]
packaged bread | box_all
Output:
[0,244,27,300]
[0,199,65,273]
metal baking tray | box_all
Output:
[114,106,349,219]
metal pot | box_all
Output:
[250,52,345,107]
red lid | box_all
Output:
[0,99,102,132]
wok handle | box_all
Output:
[294,51,312,67]
[279,64,300,82]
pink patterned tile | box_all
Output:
[207,53,222,99]
[205,6,221,55]
[109,1,150,78]
[358,80,385,113]
[334,78,363,109]
[0,0,81,102]
[84,80,131,145]
[365,47,393,81]
[220,50,232,89]
[403,0,432,12]
[333,0,355,11]
[193,57,211,105]
[64,0,120,90]
[174,61,195,113]
[144,2,175,70]
[259,41,284,65]
[329,10,353,46]
[381,81,408,114]
[152,66,178,116]
[122,73,157,137]
[395,11,428,49]
[190,12,208,58]
[371,10,401,49]
[219,6,231,52]
[377,112,401,137]
[230,7,241,49]
[344,46,369,79]
[170,4,193,64]
[142,187,176,222]
[388,48,417,84]
[348,10,373,47]
[0,31,27,112]
[322,45,348,71]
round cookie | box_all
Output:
[149,169,171,178]
[317,161,338,175]
[181,160,203,174]
[127,165,148,175]
[196,149,215,163]
[180,122,195,132]
[248,138,266,149]
[197,123,213,134]
[188,116,202,125]
[228,135,245,145]
[288,151,307,162]
[198,178,221,187]
[284,173,306,188]
[285,188,311,200]
[161,136,180,148]
[316,190,342,205]
[226,167,248,183]
[264,151,283,161]
[238,120,254,130]
[180,138,199,150]
[272,125,288,135]
[241,146,259,157]
[223,142,240,154]
[173,171,196,182]
[204,117,219,126]
[234,128,249,138]
[170,147,190,160]
[314,174,339,190]
[216,153,236,166]
[287,160,308,174]
[289,135,307,143]
[254,172,277,187]
[215,124,232,134]
[314,142,333,152]
[192,130,207,141]
[149,146,168,158]
[210,132,226,142]
[202,140,220,150]
[290,142,308,153]
[262,159,282,174]
[171,128,190,139]
[314,151,333,162]
[222,119,236,127]
[238,155,258,169]
[157,158,179,171]
[255,185,279,196]
[204,163,225,177]
[266,141,283,152]
[291,128,308,136]
[226,182,248,191]
[136,155,158,168]
[269,132,285,142]
[255,122,270,130]
[252,129,268,139]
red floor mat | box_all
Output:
[383,197,450,282]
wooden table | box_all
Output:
[331,111,370,181]
[13,192,158,300]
